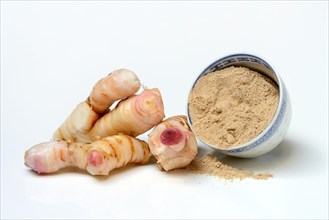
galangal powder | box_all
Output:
[188,66,279,149]
[186,154,272,180]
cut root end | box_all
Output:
[160,128,183,146]
[87,150,104,167]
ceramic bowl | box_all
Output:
[187,54,292,158]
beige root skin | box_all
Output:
[53,69,165,143]
[90,88,165,138]
[89,69,141,114]
[25,135,150,176]
[53,102,100,143]
[148,115,198,171]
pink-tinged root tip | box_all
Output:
[87,150,104,167]
[160,128,183,146]
[33,155,47,174]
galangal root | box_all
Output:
[148,115,198,171]
[53,69,165,143]
[25,135,150,175]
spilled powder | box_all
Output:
[185,155,272,180]
[188,66,279,149]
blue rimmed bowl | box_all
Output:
[187,54,292,158]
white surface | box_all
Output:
[1,1,328,219]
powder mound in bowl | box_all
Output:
[186,155,272,180]
[188,66,279,149]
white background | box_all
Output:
[1,1,328,219]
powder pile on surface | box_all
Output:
[186,154,272,180]
[188,66,279,149]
